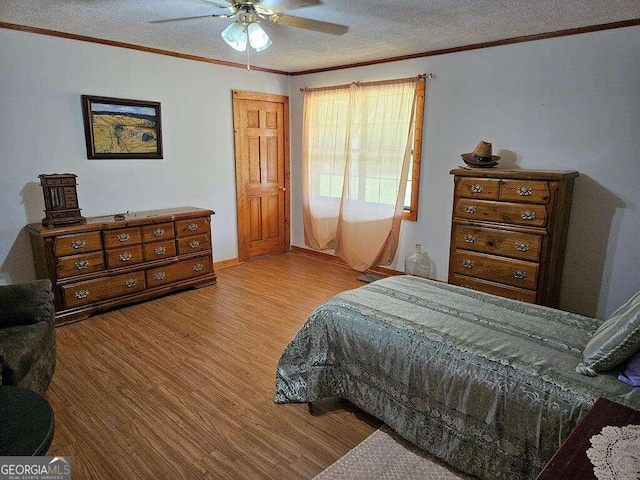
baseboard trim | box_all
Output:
[214,257,242,270]
[291,246,405,277]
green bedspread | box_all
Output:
[274,275,640,480]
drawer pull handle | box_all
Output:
[71,240,86,249]
[154,246,167,255]
[186,223,199,231]
[513,270,527,280]
[517,186,533,196]
[189,240,200,249]
[119,252,133,262]
[193,263,204,272]
[471,184,484,193]
[152,228,165,237]
[515,242,530,252]
[521,211,536,220]
[124,279,137,288]
[153,272,166,281]
[464,235,476,244]
[117,233,130,242]
[74,289,89,299]
[464,205,477,214]
[74,260,89,270]
[462,259,474,268]
[463,284,474,290]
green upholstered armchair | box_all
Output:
[0,280,56,394]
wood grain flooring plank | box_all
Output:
[44,252,381,479]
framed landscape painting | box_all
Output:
[82,95,163,159]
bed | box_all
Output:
[274,275,640,480]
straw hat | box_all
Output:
[461,141,500,167]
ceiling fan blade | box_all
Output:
[269,14,348,35]
[150,13,232,24]
[189,0,234,7]
[260,0,322,13]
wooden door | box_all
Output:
[233,91,290,262]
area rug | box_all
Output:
[313,425,475,479]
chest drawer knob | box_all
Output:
[119,252,133,262]
[515,242,530,252]
[154,246,167,255]
[117,233,130,242]
[153,272,166,280]
[186,223,199,231]
[189,240,200,249]
[521,210,536,220]
[71,240,86,249]
[464,205,477,214]
[464,235,476,244]
[462,259,474,268]
[74,260,89,270]
[471,184,484,193]
[74,289,89,299]
[517,186,533,196]
[152,228,165,237]
[193,263,204,272]
[513,270,527,280]
[124,278,137,288]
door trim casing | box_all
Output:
[232,90,290,262]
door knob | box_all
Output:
[278,186,286,192]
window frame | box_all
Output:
[402,78,425,222]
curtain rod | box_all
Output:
[299,73,435,93]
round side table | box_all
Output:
[0,385,55,456]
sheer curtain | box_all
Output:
[302,77,419,271]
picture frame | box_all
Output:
[81,95,163,159]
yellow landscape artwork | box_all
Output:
[91,111,158,154]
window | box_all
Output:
[309,78,425,221]
[302,75,427,269]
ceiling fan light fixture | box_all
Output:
[248,23,271,52]
[221,22,247,51]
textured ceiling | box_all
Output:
[1,0,639,73]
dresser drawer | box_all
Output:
[146,256,212,287]
[454,199,547,228]
[141,223,175,243]
[61,271,146,308]
[456,178,500,199]
[451,250,539,289]
[143,240,176,261]
[500,180,550,204]
[175,217,209,238]
[177,234,210,255]
[105,245,144,269]
[54,232,102,256]
[453,225,542,262]
[450,274,537,303]
[57,251,105,279]
[103,227,141,249]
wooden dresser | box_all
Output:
[448,168,578,307]
[536,397,640,479]
[26,206,217,324]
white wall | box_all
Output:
[0,29,289,285]
[290,26,640,318]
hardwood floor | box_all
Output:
[45,252,381,479]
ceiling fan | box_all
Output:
[151,0,348,54]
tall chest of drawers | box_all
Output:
[26,206,217,324]
[448,169,578,307]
